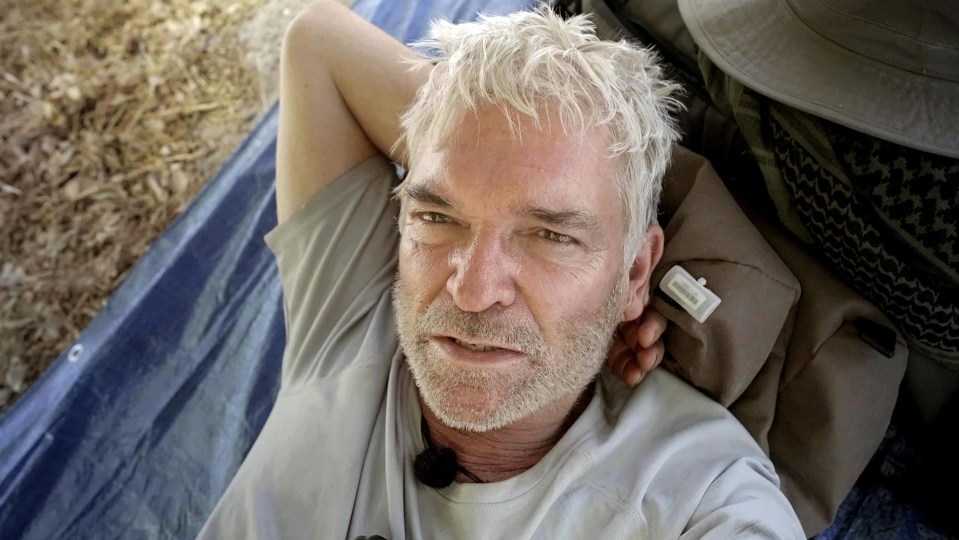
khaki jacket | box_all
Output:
[654,147,908,536]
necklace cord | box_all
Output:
[419,415,485,484]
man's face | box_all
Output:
[394,105,632,432]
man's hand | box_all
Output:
[608,307,667,387]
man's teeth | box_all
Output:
[453,339,499,352]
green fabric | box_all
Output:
[698,51,814,244]
[697,50,959,367]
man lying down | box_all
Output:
[198,2,804,538]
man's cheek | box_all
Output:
[400,241,449,299]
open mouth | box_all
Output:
[431,335,524,363]
[451,338,503,352]
[430,336,526,369]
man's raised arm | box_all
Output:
[276,0,432,224]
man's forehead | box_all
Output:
[435,104,611,167]
[407,147,595,204]
[412,130,611,192]
[410,154,585,189]
[401,105,622,228]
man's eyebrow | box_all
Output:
[399,182,600,231]
[398,183,455,208]
[526,207,601,231]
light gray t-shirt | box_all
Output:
[197,154,805,539]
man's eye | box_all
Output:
[418,212,451,224]
[538,229,574,244]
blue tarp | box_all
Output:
[0,2,534,538]
[0,1,953,538]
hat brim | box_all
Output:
[678,0,959,158]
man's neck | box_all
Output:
[420,384,595,484]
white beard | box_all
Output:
[393,274,625,432]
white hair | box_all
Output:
[395,3,683,266]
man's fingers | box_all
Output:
[619,362,641,386]
[620,321,643,352]
[621,307,667,351]
[611,316,666,387]
[614,352,635,384]
[618,341,666,387]
[637,340,665,373]
[607,340,632,379]
[637,308,668,349]
[607,339,629,363]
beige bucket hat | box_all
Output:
[677,0,959,159]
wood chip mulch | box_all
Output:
[0,0,305,413]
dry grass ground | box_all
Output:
[0,0,312,413]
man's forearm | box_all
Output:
[285,1,433,165]
[274,0,433,221]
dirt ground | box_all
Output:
[0,0,314,413]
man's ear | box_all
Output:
[621,224,665,322]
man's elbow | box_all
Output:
[282,0,352,63]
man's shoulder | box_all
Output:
[607,368,772,466]
[577,369,782,525]
[264,150,400,390]
[601,367,757,440]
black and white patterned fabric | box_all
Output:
[768,111,959,365]
[696,46,959,368]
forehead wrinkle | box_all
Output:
[403,165,607,233]
[399,181,456,209]
[525,206,600,232]
[404,150,613,233]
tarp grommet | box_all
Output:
[68,344,84,363]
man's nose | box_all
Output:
[447,232,517,312]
